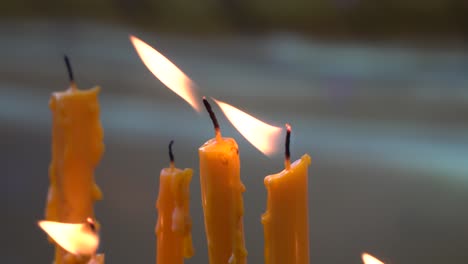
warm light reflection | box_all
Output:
[129,35,201,112]
[213,98,282,156]
[38,220,99,256]
[362,252,385,264]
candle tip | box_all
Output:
[169,140,175,166]
[63,55,74,83]
[203,97,221,136]
[285,124,291,169]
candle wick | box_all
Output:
[203,97,222,141]
[64,55,74,82]
[169,140,175,169]
[64,55,77,90]
[285,124,291,170]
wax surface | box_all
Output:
[46,86,104,264]
[199,137,247,264]
[88,254,104,264]
[262,154,311,264]
[156,167,194,264]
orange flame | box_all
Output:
[38,220,99,256]
[212,98,282,156]
[129,35,201,112]
[362,253,385,264]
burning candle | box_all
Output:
[215,100,292,264]
[45,56,104,264]
[156,141,194,264]
[262,125,311,264]
[210,100,311,264]
[199,98,247,264]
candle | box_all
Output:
[45,56,104,264]
[262,124,311,264]
[199,98,247,264]
[156,141,194,264]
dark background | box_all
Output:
[2,1,468,263]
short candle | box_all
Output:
[156,141,194,264]
[262,124,311,264]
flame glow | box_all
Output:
[129,35,201,112]
[38,220,99,256]
[362,253,384,264]
[213,98,282,156]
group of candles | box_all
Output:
[38,36,384,264]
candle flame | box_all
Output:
[129,35,201,112]
[362,253,385,264]
[212,98,282,156]
[38,220,99,256]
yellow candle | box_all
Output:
[262,125,311,264]
[45,56,104,264]
[199,98,247,264]
[156,141,194,264]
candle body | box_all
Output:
[262,154,311,264]
[45,86,104,264]
[156,167,194,264]
[199,137,247,264]
[63,253,104,264]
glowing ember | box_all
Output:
[362,252,385,264]
[129,35,201,112]
[38,220,99,256]
[212,98,282,156]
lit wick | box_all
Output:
[203,97,222,141]
[64,55,77,90]
[169,140,175,170]
[285,124,291,170]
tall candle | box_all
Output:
[45,56,104,264]
[262,125,311,264]
[156,141,194,264]
[199,98,247,264]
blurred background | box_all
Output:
[2,1,468,263]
